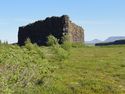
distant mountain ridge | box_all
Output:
[104,36,125,42]
[86,36,125,44]
[95,36,125,46]
[96,39,125,46]
[85,39,102,44]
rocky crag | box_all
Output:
[18,15,84,46]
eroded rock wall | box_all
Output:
[18,15,84,46]
[68,22,84,42]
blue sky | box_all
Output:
[0,0,125,43]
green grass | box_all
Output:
[0,43,125,94]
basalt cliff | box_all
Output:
[18,15,84,46]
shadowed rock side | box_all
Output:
[18,15,84,46]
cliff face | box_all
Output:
[68,22,84,42]
[18,15,84,46]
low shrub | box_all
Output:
[61,41,72,51]
[51,45,69,61]
[47,35,59,46]
[72,42,85,48]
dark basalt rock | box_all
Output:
[18,15,84,46]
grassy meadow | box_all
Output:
[0,41,125,94]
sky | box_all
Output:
[0,0,125,43]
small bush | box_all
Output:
[24,38,34,50]
[61,33,71,42]
[51,45,69,61]
[61,41,72,51]
[72,42,85,48]
[47,35,59,46]
[61,34,72,50]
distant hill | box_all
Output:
[104,36,125,42]
[95,39,125,46]
[85,39,102,44]
[86,36,125,46]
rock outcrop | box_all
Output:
[18,15,84,46]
